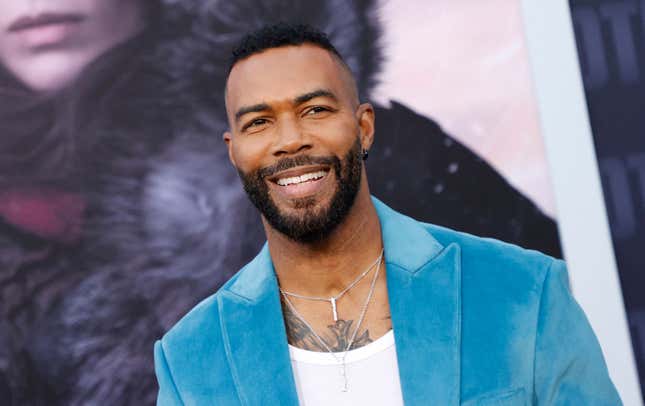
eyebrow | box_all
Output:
[294,89,338,105]
[234,89,338,123]
[235,103,271,123]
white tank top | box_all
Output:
[288,330,405,405]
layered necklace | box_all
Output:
[280,249,384,391]
[280,249,384,322]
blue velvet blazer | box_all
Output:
[154,198,622,405]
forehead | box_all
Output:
[225,44,352,111]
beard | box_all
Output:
[238,138,363,243]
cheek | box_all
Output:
[231,136,271,172]
[307,118,359,152]
[0,34,15,70]
[0,3,25,28]
[85,0,146,46]
[0,4,23,71]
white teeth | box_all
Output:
[276,170,328,186]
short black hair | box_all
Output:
[227,23,349,75]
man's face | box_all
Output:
[224,44,374,243]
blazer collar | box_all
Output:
[217,246,300,405]
[375,197,462,405]
[219,197,461,405]
[225,197,447,301]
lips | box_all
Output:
[267,165,332,199]
[8,13,85,32]
[275,169,329,187]
[7,12,85,49]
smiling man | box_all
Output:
[154,24,621,405]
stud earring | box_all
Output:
[362,149,369,161]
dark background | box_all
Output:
[571,0,645,396]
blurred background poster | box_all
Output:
[570,0,645,397]
[0,0,606,404]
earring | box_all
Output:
[362,149,369,161]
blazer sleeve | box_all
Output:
[155,340,185,406]
[533,259,623,405]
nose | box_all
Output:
[272,116,312,157]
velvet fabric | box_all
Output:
[155,197,621,405]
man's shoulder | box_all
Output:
[374,196,559,283]
[154,271,248,397]
[159,241,274,352]
[159,264,250,357]
[422,221,562,286]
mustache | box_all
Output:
[256,155,338,179]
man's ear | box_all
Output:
[223,131,237,167]
[356,103,375,151]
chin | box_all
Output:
[276,191,333,215]
[10,53,93,92]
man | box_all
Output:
[154,24,621,405]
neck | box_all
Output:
[266,190,382,298]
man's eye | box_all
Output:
[306,106,330,115]
[244,118,268,130]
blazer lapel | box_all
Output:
[218,245,299,406]
[374,198,462,406]
[217,198,461,405]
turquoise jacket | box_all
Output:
[154,198,622,405]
